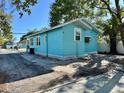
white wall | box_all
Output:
[98,40,110,53]
[98,40,124,54]
[6,45,13,49]
[116,41,124,54]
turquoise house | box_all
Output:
[26,18,99,59]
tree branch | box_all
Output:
[115,0,120,13]
[96,6,108,9]
[96,4,117,15]
[100,0,114,15]
[115,0,122,23]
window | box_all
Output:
[74,28,81,41]
[30,38,33,45]
[27,39,29,45]
[85,37,91,43]
[36,36,40,46]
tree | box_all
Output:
[20,29,38,41]
[20,28,48,41]
[0,0,37,17]
[0,0,38,45]
[50,0,124,54]
[50,0,96,27]
[0,10,12,45]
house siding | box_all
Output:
[63,24,97,57]
[29,37,35,48]
[35,34,47,55]
[29,27,64,57]
[63,24,85,57]
[27,21,98,59]
[84,30,97,53]
[47,28,64,57]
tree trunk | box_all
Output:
[109,35,117,54]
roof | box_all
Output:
[25,18,100,38]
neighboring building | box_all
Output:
[18,39,27,48]
[6,41,18,49]
[6,42,14,49]
[26,18,99,59]
[0,45,2,49]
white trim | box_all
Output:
[30,37,34,46]
[26,39,29,46]
[74,28,81,41]
[44,34,47,44]
[36,36,40,46]
[34,52,97,60]
[80,20,92,30]
[25,18,99,38]
[81,18,102,33]
[86,51,97,54]
[26,18,81,38]
[48,54,64,59]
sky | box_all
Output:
[10,0,124,42]
[12,0,55,42]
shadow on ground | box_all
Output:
[38,54,124,93]
[0,51,124,93]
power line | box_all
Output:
[12,33,26,34]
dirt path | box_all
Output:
[0,49,67,93]
[0,49,124,93]
[0,49,51,83]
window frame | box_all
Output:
[36,36,40,46]
[84,36,91,44]
[30,38,34,46]
[27,39,29,45]
[74,28,81,41]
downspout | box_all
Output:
[26,38,29,53]
[46,32,48,57]
[62,30,64,58]
[76,42,78,57]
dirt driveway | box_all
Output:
[0,49,124,93]
[0,49,51,83]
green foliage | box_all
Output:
[0,0,38,45]
[49,0,108,27]
[0,10,13,45]
[20,29,38,41]
[20,27,48,41]
[50,0,124,53]
[12,0,37,17]
[0,0,38,18]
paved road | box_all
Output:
[0,49,48,83]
